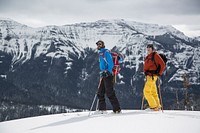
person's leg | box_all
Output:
[97,78,106,110]
[143,76,157,109]
[151,76,161,108]
[104,75,121,112]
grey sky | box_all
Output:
[0,0,200,37]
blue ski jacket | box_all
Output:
[99,48,114,73]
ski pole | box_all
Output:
[113,74,116,84]
[88,93,97,116]
[141,95,145,110]
[88,77,103,116]
[96,99,99,111]
[158,77,164,112]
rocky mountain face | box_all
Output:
[194,36,200,41]
[0,18,200,121]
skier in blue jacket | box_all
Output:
[96,40,121,113]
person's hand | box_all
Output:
[100,71,112,77]
[99,71,104,77]
[105,71,112,77]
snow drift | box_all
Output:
[0,110,200,133]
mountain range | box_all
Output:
[0,18,200,121]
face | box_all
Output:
[147,47,153,54]
[97,43,102,50]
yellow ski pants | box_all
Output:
[143,75,161,109]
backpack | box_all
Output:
[157,53,167,64]
[101,49,123,75]
[151,52,167,74]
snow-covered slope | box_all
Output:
[0,18,84,71]
[0,110,200,133]
[60,19,192,49]
[1,18,199,76]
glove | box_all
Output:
[105,71,112,77]
[99,71,104,77]
[100,71,112,77]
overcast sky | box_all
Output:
[0,0,200,37]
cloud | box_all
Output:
[1,0,199,15]
[0,0,199,37]
[132,0,200,15]
[173,24,200,37]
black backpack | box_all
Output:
[151,52,167,74]
[157,53,168,64]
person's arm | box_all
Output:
[105,51,114,73]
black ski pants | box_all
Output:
[97,75,120,112]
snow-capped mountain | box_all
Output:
[194,36,200,41]
[0,18,200,122]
